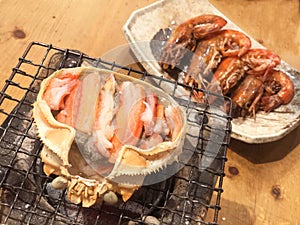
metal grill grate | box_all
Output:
[0,42,231,225]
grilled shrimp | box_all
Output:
[159,14,227,70]
[261,70,294,112]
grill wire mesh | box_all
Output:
[0,42,232,225]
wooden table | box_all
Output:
[0,0,299,224]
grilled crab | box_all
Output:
[32,67,187,207]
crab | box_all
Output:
[32,67,187,207]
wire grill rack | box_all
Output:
[0,42,231,225]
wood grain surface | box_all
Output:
[0,0,299,224]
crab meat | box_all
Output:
[43,73,80,111]
[141,93,158,137]
[32,67,187,207]
[93,74,117,157]
[110,81,146,162]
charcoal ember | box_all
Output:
[70,199,152,225]
[44,177,163,224]
[48,50,85,70]
[159,155,215,224]
[127,215,160,225]
[66,203,130,225]
[0,112,65,224]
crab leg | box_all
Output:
[72,72,102,134]
[140,95,170,149]
[153,103,170,138]
[59,72,107,159]
[110,82,146,161]
[93,74,117,157]
[141,92,158,137]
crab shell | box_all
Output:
[32,67,187,207]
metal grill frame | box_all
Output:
[0,42,231,225]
